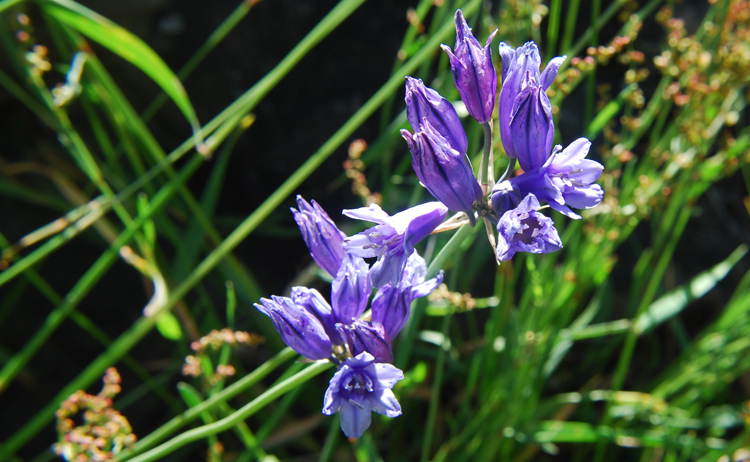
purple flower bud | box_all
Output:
[255,296,332,360]
[291,286,342,345]
[401,121,483,220]
[490,179,523,216]
[498,42,566,162]
[331,254,372,325]
[336,320,394,363]
[292,196,347,277]
[491,137,604,219]
[509,72,555,171]
[343,202,448,288]
[371,252,443,340]
[404,77,468,154]
[495,194,563,261]
[322,352,404,438]
[441,10,498,124]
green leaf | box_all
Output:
[634,244,748,334]
[40,0,203,146]
[155,312,182,341]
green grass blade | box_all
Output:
[634,245,748,334]
[39,0,203,147]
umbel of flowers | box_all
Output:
[254,9,604,439]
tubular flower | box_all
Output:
[336,320,394,363]
[371,252,444,340]
[498,42,565,166]
[254,295,332,360]
[292,195,347,277]
[508,72,555,172]
[331,254,372,325]
[404,77,468,155]
[343,202,448,288]
[495,194,563,261]
[401,120,483,221]
[491,138,604,219]
[323,352,404,439]
[441,9,498,124]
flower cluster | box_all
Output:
[255,9,605,439]
[256,196,444,438]
[401,10,604,261]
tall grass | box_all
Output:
[0,0,748,461]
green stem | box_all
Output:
[122,347,297,459]
[479,121,493,193]
[421,313,451,462]
[123,361,333,462]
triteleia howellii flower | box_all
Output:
[404,76,468,155]
[401,120,483,222]
[498,42,565,168]
[441,9,497,124]
[343,202,448,288]
[291,195,347,277]
[491,138,604,219]
[495,193,563,261]
[323,352,404,438]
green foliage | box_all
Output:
[0,0,748,461]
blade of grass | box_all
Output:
[40,0,204,148]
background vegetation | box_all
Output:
[0,0,749,461]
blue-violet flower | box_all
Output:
[331,254,372,325]
[495,194,563,261]
[508,72,555,172]
[401,120,483,222]
[441,9,497,124]
[336,320,394,363]
[254,295,332,360]
[343,202,448,288]
[323,352,404,438]
[371,252,444,340]
[292,195,347,277]
[498,42,565,169]
[491,137,604,219]
[404,77,468,155]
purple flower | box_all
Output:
[254,295,332,360]
[498,42,565,167]
[495,194,562,261]
[508,72,555,172]
[401,120,483,221]
[491,138,604,219]
[292,196,347,277]
[404,77,468,155]
[371,252,444,340]
[331,254,372,325]
[290,286,342,345]
[441,9,497,124]
[343,202,448,288]
[336,320,394,363]
[323,352,404,438]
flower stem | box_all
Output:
[479,121,494,194]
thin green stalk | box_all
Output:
[545,0,562,61]
[583,0,601,129]
[560,0,582,53]
[479,121,493,192]
[421,313,452,462]
[0,154,205,458]
[124,361,333,462]
[396,223,478,368]
[141,0,259,122]
[319,414,341,462]
[123,348,297,459]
